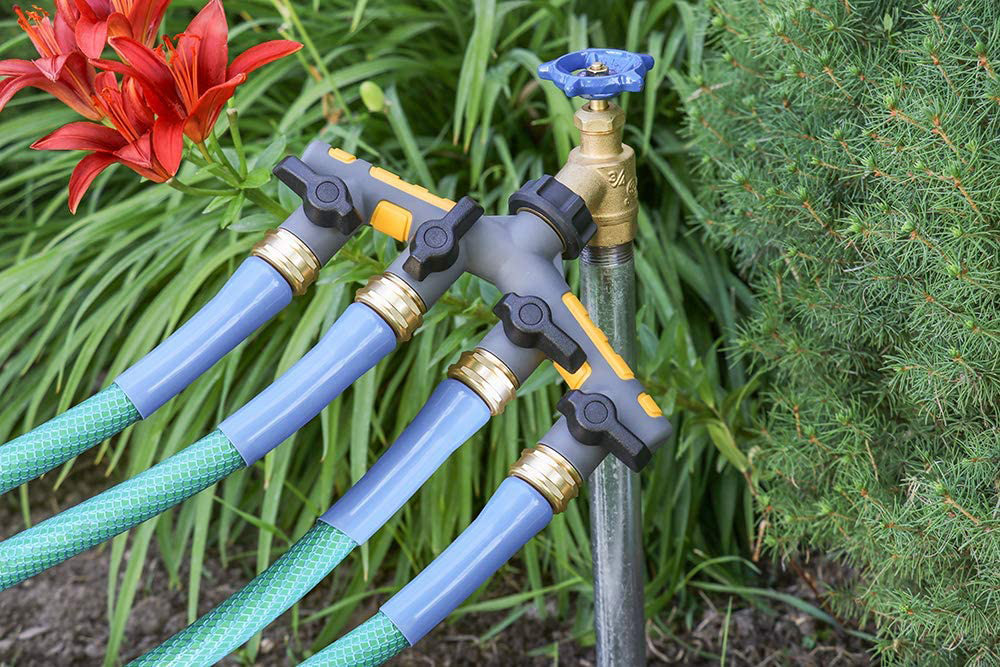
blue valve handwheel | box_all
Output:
[537,48,654,100]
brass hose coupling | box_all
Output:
[252,228,321,296]
[447,348,519,416]
[509,445,583,514]
[355,271,426,342]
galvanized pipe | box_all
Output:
[580,241,646,667]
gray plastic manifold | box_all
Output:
[284,140,672,475]
[273,141,460,264]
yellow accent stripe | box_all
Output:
[638,392,663,418]
[554,361,592,389]
[561,293,635,380]
[328,147,357,163]
[369,166,456,212]
[369,200,413,242]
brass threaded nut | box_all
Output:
[447,348,519,416]
[354,272,425,342]
[508,445,583,514]
[573,101,624,134]
[251,228,321,296]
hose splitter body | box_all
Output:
[1,48,671,667]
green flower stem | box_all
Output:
[194,139,289,220]
[243,187,290,220]
[207,135,232,170]
[167,179,234,197]
[227,105,248,177]
[194,140,216,165]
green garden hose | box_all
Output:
[0,384,140,494]
[300,612,409,667]
[0,429,242,591]
[129,522,356,666]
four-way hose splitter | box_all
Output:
[0,49,670,665]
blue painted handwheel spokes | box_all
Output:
[537,48,655,100]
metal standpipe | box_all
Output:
[526,48,659,664]
[582,242,646,667]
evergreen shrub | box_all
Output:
[684,1,1000,663]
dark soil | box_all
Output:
[0,465,872,666]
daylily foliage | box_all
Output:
[1,0,301,212]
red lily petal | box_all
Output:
[227,40,302,78]
[68,152,117,213]
[0,75,34,112]
[0,73,100,119]
[54,1,78,51]
[120,161,168,182]
[114,133,171,181]
[61,51,97,87]
[106,12,132,39]
[34,54,70,81]
[75,15,109,59]
[0,59,38,76]
[183,73,244,141]
[90,56,135,77]
[94,69,116,90]
[114,132,155,165]
[118,157,166,181]
[135,0,171,46]
[32,121,127,151]
[152,114,184,176]
[56,0,80,24]
[72,0,102,22]
[122,75,155,130]
[184,0,228,90]
[106,37,172,88]
[108,36,182,115]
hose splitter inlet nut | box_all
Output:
[509,445,582,514]
[447,348,519,416]
[355,271,426,342]
[252,228,321,296]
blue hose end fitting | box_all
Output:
[537,48,654,100]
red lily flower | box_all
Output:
[31,72,184,212]
[0,5,103,119]
[97,0,301,142]
[67,0,172,59]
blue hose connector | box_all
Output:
[381,477,553,645]
[321,379,490,544]
[115,257,292,417]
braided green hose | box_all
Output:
[130,522,356,666]
[301,612,409,667]
[0,384,140,494]
[0,429,242,591]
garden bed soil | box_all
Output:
[0,465,871,666]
